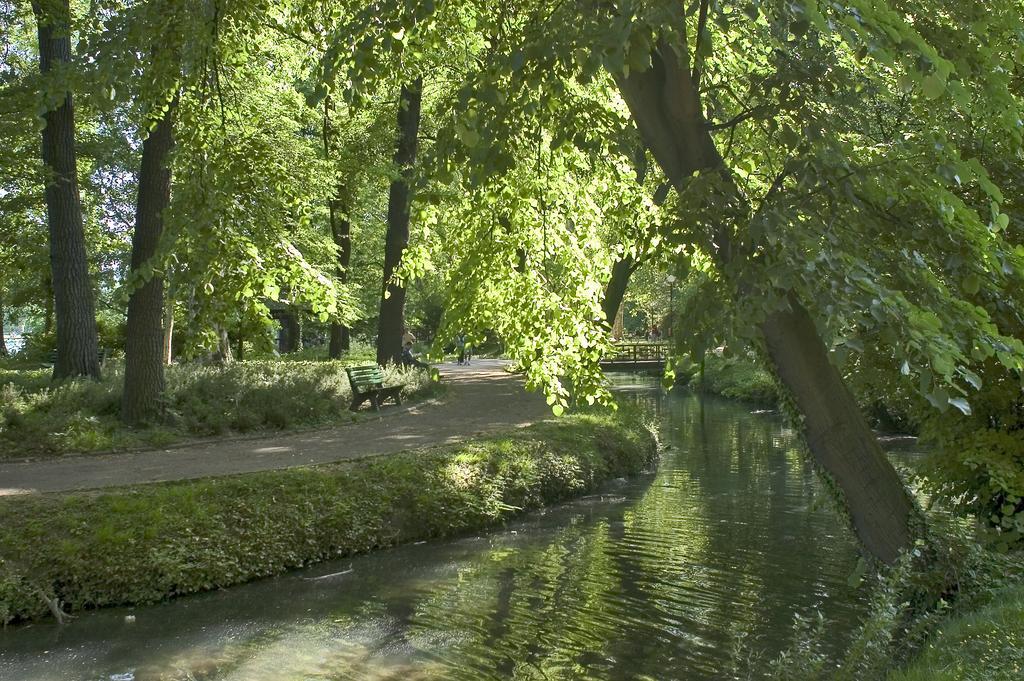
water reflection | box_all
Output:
[0,382,869,680]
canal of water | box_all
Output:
[1,377,903,680]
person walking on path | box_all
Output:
[456,332,472,365]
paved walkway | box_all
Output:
[0,360,549,496]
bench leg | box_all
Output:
[350,392,371,411]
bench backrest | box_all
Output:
[346,365,385,391]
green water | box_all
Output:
[0,381,891,680]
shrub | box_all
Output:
[916,362,1024,552]
[676,352,780,405]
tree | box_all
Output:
[31,0,100,378]
[121,97,177,425]
[610,19,915,563]
[604,0,1024,563]
[376,78,423,365]
[361,0,1024,563]
[0,298,7,357]
[320,95,357,358]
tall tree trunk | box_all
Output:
[328,196,352,357]
[279,310,301,353]
[215,326,232,364]
[162,297,174,365]
[0,298,8,357]
[322,99,352,359]
[376,79,422,366]
[615,37,915,563]
[32,0,100,380]
[43,276,53,335]
[602,255,636,329]
[122,100,177,425]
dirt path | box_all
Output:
[0,360,550,495]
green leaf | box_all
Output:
[847,556,868,588]
[921,74,946,99]
[551,404,564,416]
[948,397,972,416]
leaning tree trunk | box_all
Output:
[0,298,8,357]
[122,100,177,425]
[376,78,422,366]
[614,36,915,563]
[32,0,100,380]
[761,296,916,562]
[328,195,352,357]
[602,254,636,329]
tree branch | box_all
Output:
[690,0,710,91]
[705,105,765,131]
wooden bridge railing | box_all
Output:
[605,342,669,364]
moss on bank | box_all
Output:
[0,411,656,624]
[889,583,1024,681]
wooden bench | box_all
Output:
[345,364,403,411]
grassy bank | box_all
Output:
[675,353,779,405]
[0,360,437,459]
[890,583,1024,681]
[0,411,657,624]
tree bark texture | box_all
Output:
[323,99,352,359]
[122,100,177,424]
[33,0,100,380]
[329,196,352,357]
[43,276,53,335]
[278,310,301,353]
[602,254,636,330]
[162,298,174,365]
[377,79,422,366]
[0,298,8,357]
[615,37,915,563]
[215,326,232,364]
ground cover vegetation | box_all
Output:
[0,360,435,458]
[0,410,657,623]
[1,0,1023,674]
